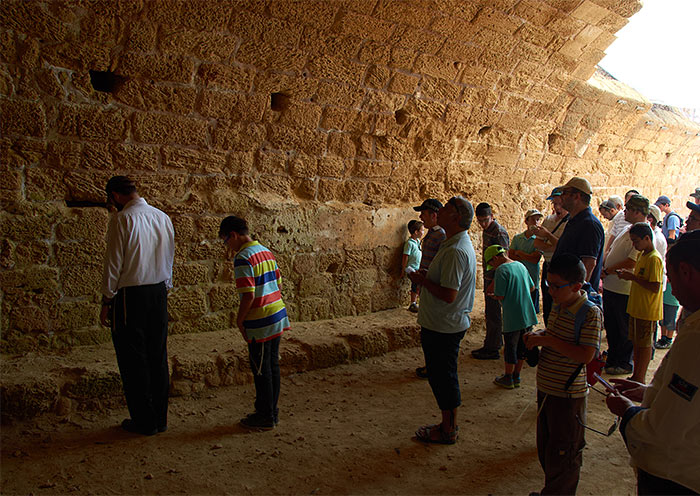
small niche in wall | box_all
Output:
[478,125,491,136]
[270,92,290,112]
[394,108,409,125]
[89,70,126,93]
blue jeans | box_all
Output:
[420,327,466,411]
[248,336,281,420]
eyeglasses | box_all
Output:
[548,281,572,290]
[576,414,620,437]
[221,234,231,244]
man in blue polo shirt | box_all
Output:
[544,177,605,292]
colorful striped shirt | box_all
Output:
[536,291,602,398]
[234,241,290,343]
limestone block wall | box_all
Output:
[1,0,699,352]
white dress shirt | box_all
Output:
[101,198,175,299]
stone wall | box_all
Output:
[1,0,699,353]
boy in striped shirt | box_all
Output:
[524,254,603,495]
[220,216,290,430]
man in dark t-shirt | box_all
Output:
[546,177,605,291]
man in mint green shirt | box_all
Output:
[408,196,476,445]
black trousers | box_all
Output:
[111,282,169,431]
[483,293,503,352]
[248,336,281,421]
[421,327,466,411]
[603,289,633,370]
[542,261,553,326]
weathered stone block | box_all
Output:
[0,378,60,421]
[117,52,194,83]
[388,72,419,95]
[56,104,126,141]
[0,98,46,138]
[168,287,208,320]
[307,54,366,86]
[162,146,226,174]
[208,285,238,312]
[200,89,266,121]
[173,263,209,287]
[279,100,323,128]
[160,29,238,63]
[267,125,326,155]
[54,241,105,266]
[61,263,101,298]
[214,121,266,151]
[290,155,318,178]
[236,41,306,72]
[197,63,254,92]
[13,241,50,267]
[132,112,208,147]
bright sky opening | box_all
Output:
[598,0,700,111]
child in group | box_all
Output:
[617,222,664,383]
[509,209,544,312]
[483,245,538,389]
[655,282,680,349]
[523,254,603,495]
[401,220,424,312]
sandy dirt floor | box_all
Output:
[1,327,655,495]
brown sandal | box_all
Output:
[415,423,458,445]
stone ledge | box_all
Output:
[0,303,486,423]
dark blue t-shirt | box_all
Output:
[553,207,605,290]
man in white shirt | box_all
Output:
[601,195,649,375]
[100,176,175,436]
[606,231,700,494]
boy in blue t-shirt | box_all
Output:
[401,220,424,312]
[484,245,538,389]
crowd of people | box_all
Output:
[97,174,699,495]
[402,180,700,494]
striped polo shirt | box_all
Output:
[419,226,446,271]
[234,241,290,343]
[536,291,602,398]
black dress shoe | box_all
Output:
[121,419,157,436]
[471,349,500,360]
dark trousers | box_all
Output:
[537,391,586,495]
[603,289,633,370]
[484,293,503,352]
[637,469,697,495]
[531,287,540,314]
[542,262,553,326]
[111,282,169,431]
[248,336,281,421]
[421,327,466,411]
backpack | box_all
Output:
[564,299,606,391]
[664,212,684,244]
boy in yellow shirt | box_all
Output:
[617,222,663,383]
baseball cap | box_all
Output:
[525,209,543,219]
[688,201,700,215]
[654,195,671,206]
[627,194,650,215]
[484,245,506,271]
[413,199,443,212]
[546,187,562,201]
[690,187,700,200]
[561,177,592,195]
[648,204,662,224]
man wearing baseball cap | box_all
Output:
[655,195,682,244]
[548,177,605,292]
[687,202,700,232]
[412,199,446,378]
[690,187,700,205]
[534,187,569,324]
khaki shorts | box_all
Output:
[629,316,656,347]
